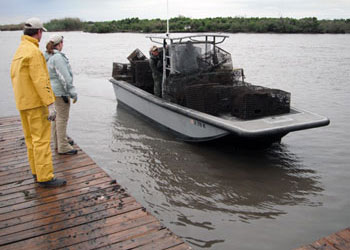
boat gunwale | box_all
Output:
[110,78,330,138]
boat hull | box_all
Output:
[110,78,330,142]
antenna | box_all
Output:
[166,0,169,36]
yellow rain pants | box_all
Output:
[19,106,54,182]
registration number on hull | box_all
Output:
[190,119,206,128]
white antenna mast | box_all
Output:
[166,0,169,36]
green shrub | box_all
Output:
[44,18,83,31]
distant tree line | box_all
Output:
[0,18,83,32]
[1,17,349,34]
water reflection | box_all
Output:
[110,104,323,248]
[111,105,323,219]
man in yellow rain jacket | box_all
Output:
[10,17,66,187]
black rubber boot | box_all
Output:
[58,149,78,155]
[39,178,67,188]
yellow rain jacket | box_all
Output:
[10,35,55,182]
[10,35,55,110]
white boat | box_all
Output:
[110,34,329,146]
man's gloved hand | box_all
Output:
[72,95,78,104]
[47,103,56,121]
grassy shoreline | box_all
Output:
[1,17,349,34]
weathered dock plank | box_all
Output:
[295,228,350,250]
[0,116,191,250]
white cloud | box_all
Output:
[0,0,349,24]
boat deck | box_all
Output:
[0,116,191,250]
[295,228,350,250]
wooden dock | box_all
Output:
[295,228,350,250]
[0,116,191,250]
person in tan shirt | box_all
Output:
[45,34,78,155]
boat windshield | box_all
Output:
[170,40,233,74]
[147,34,233,75]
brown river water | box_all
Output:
[1,31,349,249]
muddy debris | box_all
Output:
[118,202,123,209]
[22,190,37,200]
[112,185,121,192]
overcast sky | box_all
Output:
[1,0,349,24]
